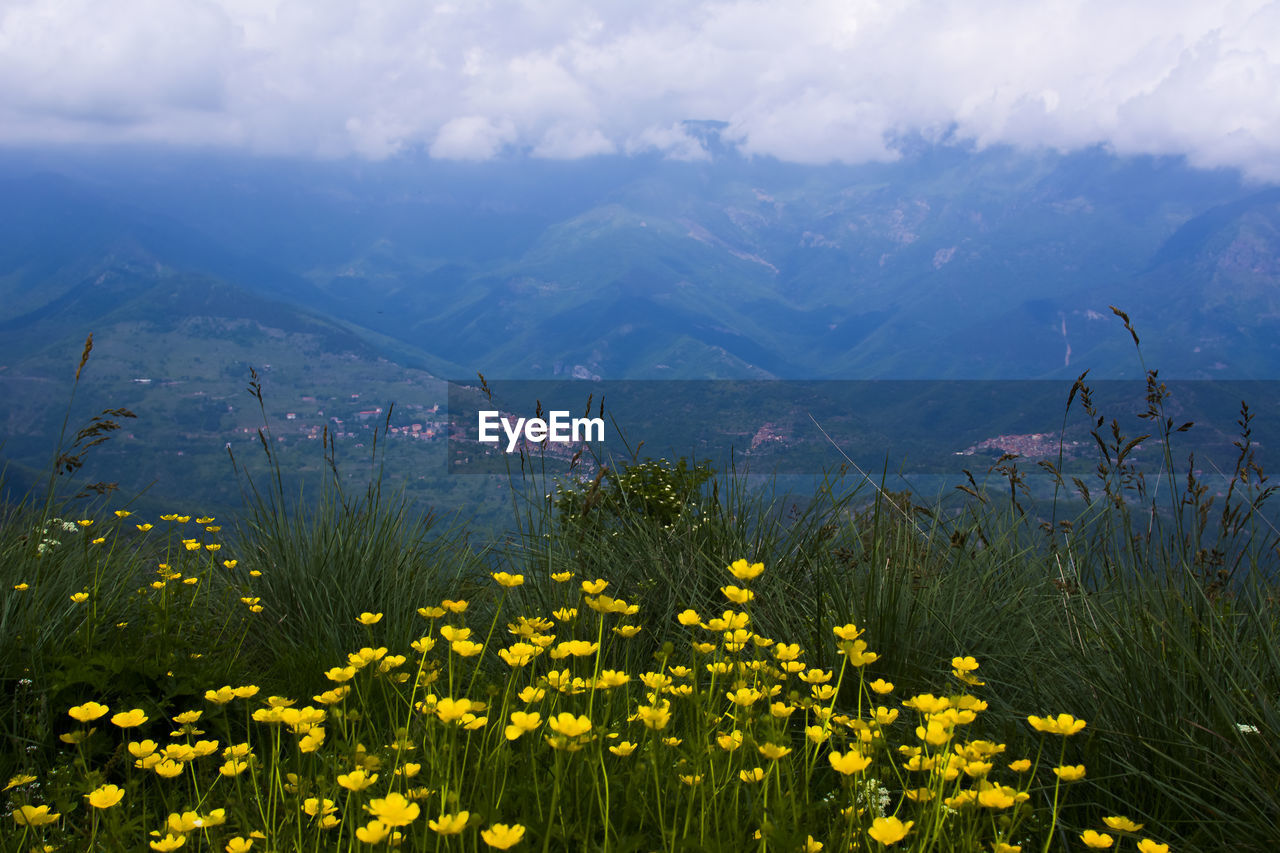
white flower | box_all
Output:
[1236,723,1260,734]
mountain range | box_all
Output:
[2,134,1278,511]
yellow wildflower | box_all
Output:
[480,823,526,849]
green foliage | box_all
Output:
[2,330,1279,851]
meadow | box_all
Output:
[1,334,1277,852]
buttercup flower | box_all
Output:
[69,701,110,722]
[1054,764,1086,782]
[727,559,765,581]
[1080,830,1114,848]
[829,750,872,775]
[86,784,125,809]
[868,816,913,845]
[429,811,469,835]
[13,804,60,826]
[1028,713,1087,736]
[112,708,149,727]
[481,822,526,849]
[366,791,420,827]
[355,820,390,844]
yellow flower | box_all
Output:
[677,609,702,626]
[69,701,110,722]
[635,701,672,730]
[149,834,187,851]
[85,784,124,809]
[366,791,420,827]
[804,836,824,852]
[13,804,60,826]
[1135,841,1169,853]
[112,708,149,727]
[1027,713,1087,736]
[550,571,573,582]
[832,623,862,640]
[205,543,221,552]
[77,519,94,528]
[338,768,379,791]
[1008,759,1032,773]
[739,767,766,783]
[720,585,754,604]
[518,686,545,703]
[70,592,89,603]
[679,773,703,785]
[196,517,214,524]
[581,578,609,594]
[356,820,390,844]
[1080,830,1114,848]
[441,599,468,613]
[137,523,154,531]
[222,559,237,569]
[727,559,765,581]
[798,668,832,685]
[1103,816,1145,832]
[1053,764,1086,782]
[13,583,28,591]
[828,750,871,775]
[4,774,36,791]
[129,739,158,758]
[205,686,238,705]
[481,822,526,849]
[609,741,637,756]
[758,742,792,760]
[726,687,762,706]
[174,710,203,724]
[491,571,524,587]
[977,785,1017,809]
[867,816,913,846]
[770,701,797,719]
[548,712,592,738]
[225,838,254,852]
[326,665,357,682]
[613,624,642,638]
[717,730,744,751]
[154,759,184,778]
[115,510,133,518]
[357,612,383,625]
[451,639,484,657]
[429,811,470,835]
[219,759,249,777]
[504,711,542,740]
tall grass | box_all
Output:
[0,323,1277,851]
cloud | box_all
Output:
[429,115,517,160]
[0,0,1277,179]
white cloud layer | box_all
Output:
[1,0,1277,178]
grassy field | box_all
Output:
[1,337,1278,852]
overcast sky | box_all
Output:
[1,0,1277,179]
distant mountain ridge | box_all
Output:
[0,142,1276,384]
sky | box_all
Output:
[1,0,1278,180]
